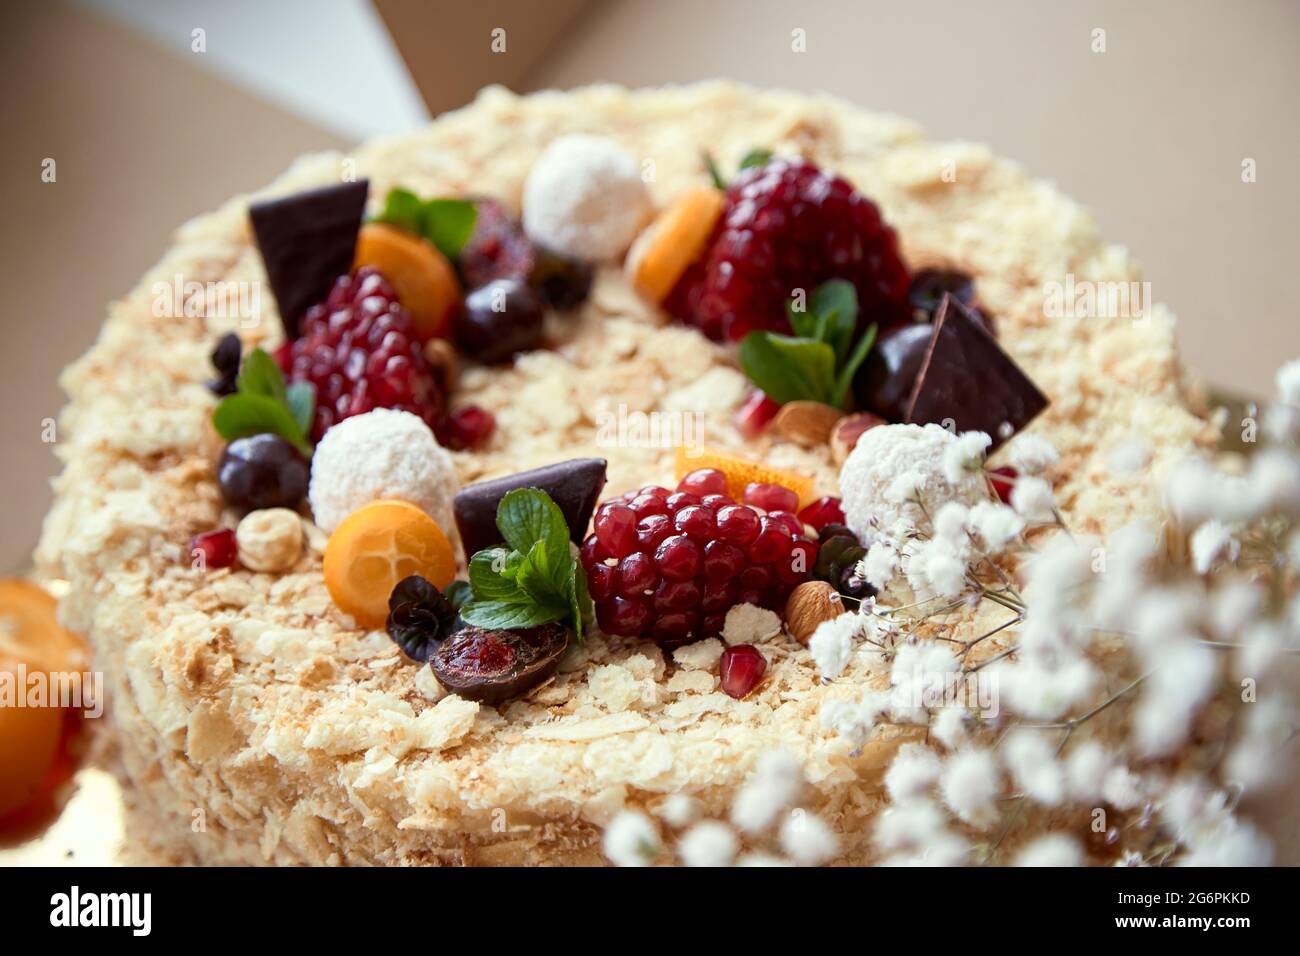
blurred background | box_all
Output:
[2,0,1298,573]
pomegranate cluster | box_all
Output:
[581,469,819,648]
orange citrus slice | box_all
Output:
[354,222,461,341]
[674,446,816,507]
[323,500,456,629]
[0,657,65,819]
[627,186,726,302]
[0,579,89,676]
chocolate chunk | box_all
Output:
[454,458,607,560]
[249,180,369,340]
[904,294,1047,449]
[429,623,569,706]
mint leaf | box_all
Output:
[810,280,859,364]
[444,580,473,611]
[212,393,311,457]
[469,548,526,602]
[422,199,477,260]
[237,347,287,401]
[702,151,727,190]
[738,148,773,172]
[497,488,569,568]
[375,187,425,235]
[831,322,877,409]
[461,600,567,630]
[738,333,836,406]
[568,562,590,642]
[285,382,315,437]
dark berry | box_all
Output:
[457,199,537,289]
[189,528,237,570]
[529,247,593,311]
[207,332,242,396]
[454,277,544,364]
[665,157,910,341]
[385,574,459,662]
[720,644,767,699]
[435,404,496,450]
[853,322,934,421]
[908,268,993,335]
[279,267,444,441]
[217,433,309,511]
[798,496,846,532]
[428,622,569,705]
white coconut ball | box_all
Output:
[522,134,653,262]
[839,423,989,545]
[308,408,458,535]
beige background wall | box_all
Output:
[2,0,1298,573]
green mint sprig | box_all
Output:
[461,488,592,641]
[373,187,477,260]
[211,347,314,456]
[703,148,774,190]
[737,279,877,410]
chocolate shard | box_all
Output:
[249,179,369,340]
[904,294,1048,450]
[454,458,607,560]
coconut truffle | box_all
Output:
[839,423,988,545]
[308,409,458,535]
[522,134,653,262]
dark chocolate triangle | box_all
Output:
[453,458,608,560]
[904,294,1048,450]
[249,179,369,340]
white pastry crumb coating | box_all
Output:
[839,423,988,545]
[308,408,458,535]
[523,134,653,262]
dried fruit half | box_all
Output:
[429,622,569,705]
[673,446,815,507]
[353,222,461,341]
[627,186,726,302]
[0,579,89,677]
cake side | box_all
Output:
[35,82,1211,865]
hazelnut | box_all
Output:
[422,337,458,392]
[784,580,848,645]
[830,412,887,466]
[235,508,303,573]
[771,400,842,448]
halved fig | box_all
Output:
[429,623,569,706]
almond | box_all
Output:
[771,400,842,448]
[784,580,848,645]
[830,412,887,466]
[423,337,458,392]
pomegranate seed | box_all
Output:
[654,534,702,580]
[749,516,793,563]
[716,505,760,546]
[618,552,659,597]
[594,504,638,559]
[798,496,846,532]
[597,596,653,636]
[767,510,805,538]
[588,563,617,602]
[580,534,608,569]
[776,539,818,585]
[743,482,799,513]
[652,611,700,647]
[702,540,746,580]
[737,588,765,606]
[701,579,737,613]
[677,468,729,498]
[190,528,237,570]
[701,613,726,636]
[988,466,1018,504]
[701,493,733,510]
[636,514,673,550]
[674,505,716,540]
[434,404,496,450]
[734,390,781,439]
[665,491,701,513]
[654,579,702,612]
[720,644,767,698]
[628,493,669,518]
[639,485,671,499]
[739,564,776,590]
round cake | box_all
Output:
[36,82,1226,866]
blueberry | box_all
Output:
[528,247,592,311]
[454,278,544,364]
[217,433,309,511]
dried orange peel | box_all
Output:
[627,186,725,302]
[0,579,89,677]
[354,222,461,341]
[323,500,456,629]
[674,446,816,507]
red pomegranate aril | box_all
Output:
[702,540,746,581]
[617,552,659,597]
[665,491,701,513]
[652,612,700,646]
[737,588,765,607]
[434,404,496,451]
[701,578,737,614]
[988,466,1018,504]
[767,510,805,538]
[654,578,702,613]
[190,528,237,570]
[597,595,653,637]
[588,563,617,602]
[701,493,733,511]
[739,564,776,590]
[654,534,702,580]
[676,468,729,498]
[734,390,781,439]
[639,485,671,499]
[674,505,716,540]
[594,503,638,559]
[580,534,608,569]
[750,517,793,563]
[720,644,767,699]
[636,514,673,550]
[798,496,846,532]
[628,493,669,518]
[776,539,818,585]
[702,613,726,637]
[716,504,760,546]
[743,482,800,514]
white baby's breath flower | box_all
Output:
[874,800,947,852]
[885,743,942,801]
[808,612,861,679]
[932,501,970,544]
[731,751,803,834]
[931,706,969,749]
[996,654,1096,720]
[1107,438,1150,475]
[968,501,1024,551]
[658,793,699,828]
[1007,433,1059,475]
[1100,765,1144,810]
[1209,579,1266,639]
[942,431,992,484]
[1115,849,1149,867]
[678,821,738,867]
[1134,639,1218,755]
[890,641,959,719]
[1015,834,1082,867]
[1010,475,1056,522]
[939,748,1001,828]
[911,538,969,599]
[1246,448,1300,516]
[861,541,898,590]
[736,852,792,867]
[1063,741,1113,802]
[603,811,660,866]
[779,810,839,866]
[1002,731,1065,806]
[1190,519,1240,574]
[819,697,874,747]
